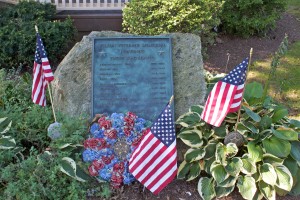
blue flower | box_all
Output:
[90,123,99,134]
[82,149,101,162]
[126,134,136,144]
[99,168,112,181]
[123,172,135,185]
[92,129,105,138]
[111,113,124,129]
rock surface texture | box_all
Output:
[52,31,206,119]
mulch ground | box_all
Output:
[108,13,300,200]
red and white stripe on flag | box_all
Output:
[201,81,244,127]
[201,58,249,127]
[32,33,54,106]
[129,104,177,195]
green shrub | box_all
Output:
[0,1,76,69]
[122,0,223,46]
[221,0,287,37]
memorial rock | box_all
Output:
[52,31,206,119]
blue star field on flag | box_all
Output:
[150,105,176,146]
[35,33,48,64]
[222,58,248,85]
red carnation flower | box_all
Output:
[123,127,132,136]
[104,129,117,139]
[84,138,108,150]
[92,159,105,171]
[113,162,125,172]
[88,165,99,176]
[99,119,112,130]
[127,112,137,119]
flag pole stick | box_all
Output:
[225,53,230,73]
[234,48,253,132]
[35,25,57,122]
[168,95,174,106]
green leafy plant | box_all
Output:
[0,1,76,69]
[176,37,300,199]
[221,0,287,37]
[122,0,224,48]
[177,91,300,199]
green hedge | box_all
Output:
[0,1,76,69]
[122,0,223,46]
[221,0,287,37]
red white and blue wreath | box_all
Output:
[82,112,149,188]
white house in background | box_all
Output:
[0,0,130,38]
[0,0,129,10]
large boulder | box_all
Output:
[52,31,206,119]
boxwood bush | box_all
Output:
[221,0,287,37]
[0,1,76,70]
[122,0,223,46]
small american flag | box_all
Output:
[129,104,177,195]
[201,58,249,127]
[32,33,54,106]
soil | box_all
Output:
[108,13,300,200]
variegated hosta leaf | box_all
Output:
[203,129,214,139]
[211,163,229,184]
[274,164,293,192]
[247,141,263,163]
[283,156,299,175]
[204,157,215,174]
[177,129,203,148]
[177,160,191,179]
[216,143,239,166]
[0,120,12,134]
[215,185,235,198]
[213,125,227,138]
[187,161,201,181]
[243,105,261,122]
[225,143,239,158]
[198,177,216,200]
[184,148,205,163]
[217,176,238,187]
[252,190,264,200]
[237,175,257,200]
[237,122,249,134]
[263,153,284,165]
[216,143,227,165]
[289,119,300,129]
[203,140,217,159]
[241,154,257,175]
[60,157,87,182]
[258,180,276,200]
[260,163,277,186]
[290,141,300,162]
[189,105,204,116]
[241,121,259,134]
[0,136,16,149]
[272,107,288,123]
[176,112,201,127]
[225,157,243,176]
[259,115,272,130]
[262,136,291,158]
[275,186,289,196]
[272,127,299,141]
[289,169,300,196]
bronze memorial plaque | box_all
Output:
[92,37,173,122]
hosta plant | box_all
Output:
[176,82,300,200]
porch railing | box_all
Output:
[0,0,130,10]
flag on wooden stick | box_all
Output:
[32,33,54,106]
[129,103,177,195]
[201,58,249,127]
